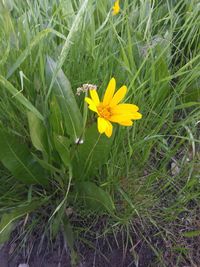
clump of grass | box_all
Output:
[0,0,199,265]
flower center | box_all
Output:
[97,104,111,120]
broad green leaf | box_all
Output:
[0,201,42,236]
[73,124,113,180]
[49,96,64,135]
[46,56,83,141]
[0,75,43,120]
[27,111,48,152]
[76,181,115,212]
[33,153,62,174]
[0,128,48,185]
[53,134,71,167]
[182,230,200,238]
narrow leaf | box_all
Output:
[62,217,78,266]
[182,230,200,238]
[0,201,42,235]
[0,75,43,120]
[47,0,89,98]
[7,29,52,78]
[0,221,13,244]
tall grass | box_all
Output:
[0,0,199,265]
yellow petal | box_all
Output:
[85,97,93,105]
[97,117,108,134]
[118,120,133,126]
[111,103,139,114]
[132,112,142,120]
[110,111,142,123]
[89,89,100,106]
[112,0,120,15]
[105,120,113,138]
[85,97,98,113]
[103,78,116,105]
[110,114,136,123]
[110,86,127,106]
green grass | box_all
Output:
[0,0,200,266]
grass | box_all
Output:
[0,0,200,266]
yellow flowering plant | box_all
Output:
[112,0,120,15]
[85,78,142,137]
[0,53,142,215]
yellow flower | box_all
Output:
[85,78,142,138]
[112,0,120,15]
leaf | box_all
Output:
[6,29,52,78]
[49,96,64,135]
[149,39,172,108]
[76,181,115,213]
[27,111,48,152]
[33,153,61,174]
[61,0,75,28]
[0,221,13,244]
[50,215,62,240]
[73,124,113,179]
[151,54,171,106]
[53,134,71,167]
[182,230,200,238]
[0,201,42,236]
[0,128,48,185]
[0,75,44,120]
[6,27,68,78]
[175,101,200,110]
[47,0,89,98]
[46,56,83,141]
[50,204,65,240]
[62,217,78,266]
[183,85,200,102]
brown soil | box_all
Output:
[2,209,199,267]
[0,233,155,267]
